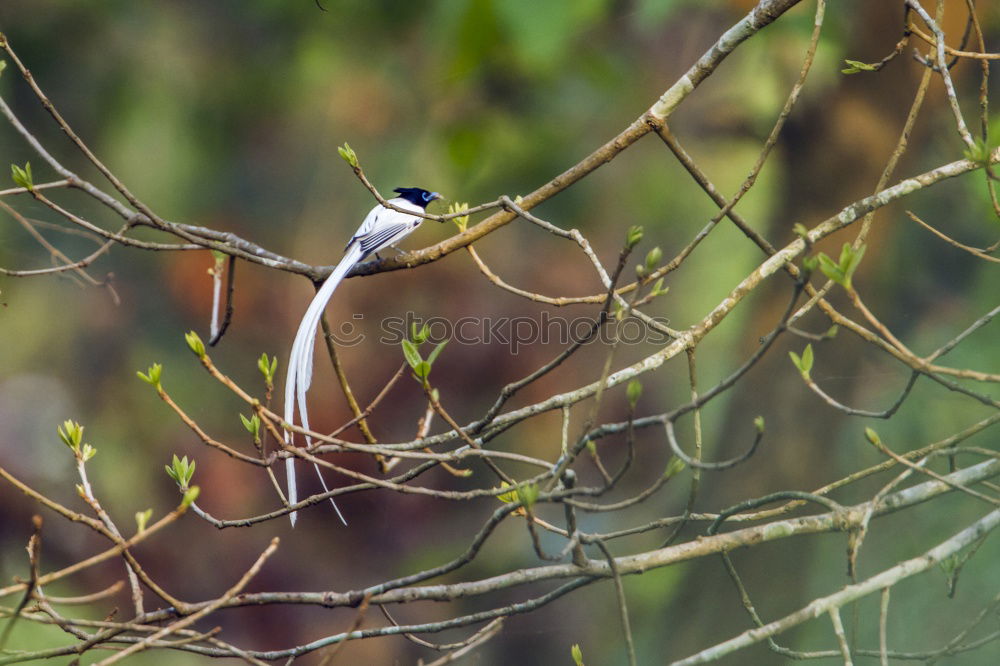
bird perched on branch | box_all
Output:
[284,187,441,526]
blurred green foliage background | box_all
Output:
[1,1,999,663]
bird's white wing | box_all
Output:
[358,221,418,256]
[350,198,423,258]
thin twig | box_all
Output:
[91,537,279,665]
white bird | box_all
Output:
[284,187,441,526]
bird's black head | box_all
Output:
[393,187,441,209]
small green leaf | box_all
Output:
[842,59,877,75]
[135,508,153,533]
[449,201,470,232]
[753,415,765,433]
[841,243,866,288]
[625,225,643,250]
[430,387,439,403]
[963,137,996,165]
[496,481,518,504]
[571,643,585,666]
[516,482,539,510]
[81,443,97,462]
[401,339,422,369]
[410,322,430,344]
[792,223,809,239]
[10,161,33,190]
[864,427,881,446]
[789,344,813,379]
[184,331,206,358]
[137,363,162,388]
[427,339,448,366]
[649,278,667,297]
[413,360,431,379]
[802,255,819,274]
[816,252,844,285]
[0,60,6,76]
[337,142,359,167]
[240,413,261,442]
[939,554,959,575]
[837,242,854,270]
[57,419,83,451]
[815,243,866,289]
[664,457,686,479]
[814,243,866,290]
[626,379,643,408]
[612,299,625,322]
[165,454,196,488]
[644,246,663,272]
[258,353,277,385]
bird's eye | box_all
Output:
[422,192,431,201]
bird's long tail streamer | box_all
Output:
[284,244,363,526]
